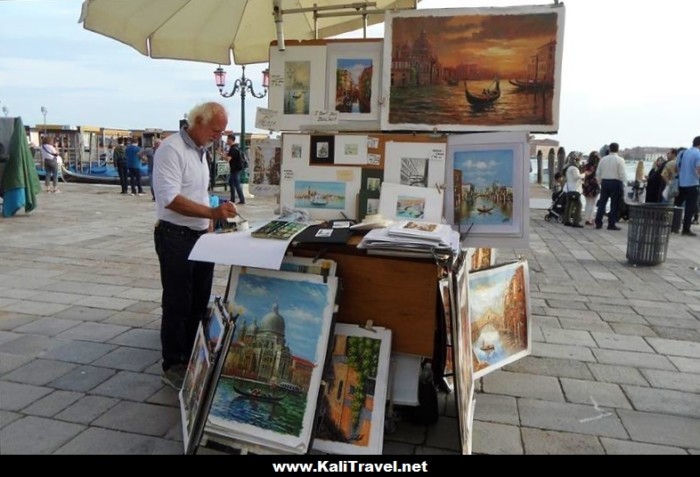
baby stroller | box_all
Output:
[545,188,568,223]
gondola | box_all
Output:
[60,163,150,185]
[477,206,495,214]
[464,78,501,106]
[508,79,553,91]
[232,382,287,402]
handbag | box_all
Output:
[663,178,679,201]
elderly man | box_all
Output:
[152,102,238,389]
[594,142,627,231]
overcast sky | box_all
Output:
[1,0,698,153]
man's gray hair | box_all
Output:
[188,102,227,126]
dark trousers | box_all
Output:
[154,221,214,371]
[116,163,128,193]
[595,179,623,228]
[128,167,143,194]
[229,170,245,203]
[675,185,700,233]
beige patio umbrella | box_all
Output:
[79,0,420,65]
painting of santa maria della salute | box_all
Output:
[381,5,566,132]
[206,268,338,454]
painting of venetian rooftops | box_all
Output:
[382,5,565,132]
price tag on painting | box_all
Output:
[269,75,284,88]
[312,110,339,124]
[430,147,446,162]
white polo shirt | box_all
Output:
[153,130,210,231]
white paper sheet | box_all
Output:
[188,228,292,270]
[390,353,421,406]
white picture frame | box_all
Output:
[384,141,446,189]
[268,45,327,131]
[179,324,211,454]
[469,261,531,381]
[280,164,361,221]
[282,133,311,166]
[313,324,392,455]
[326,41,383,122]
[378,182,444,223]
[334,134,369,165]
[249,137,282,198]
[446,132,530,249]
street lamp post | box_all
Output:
[40,106,48,134]
[213,65,270,173]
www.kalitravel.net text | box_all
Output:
[271,460,429,473]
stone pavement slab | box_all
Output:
[617,409,700,450]
[3,358,77,386]
[92,401,180,437]
[522,428,605,455]
[55,395,120,425]
[0,380,53,411]
[560,378,632,409]
[622,385,700,419]
[22,390,83,417]
[55,427,182,454]
[41,340,116,364]
[0,416,85,454]
[518,399,628,439]
[471,421,523,455]
[50,365,117,392]
[599,437,687,455]
[641,369,700,393]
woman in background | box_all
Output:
[645,156,667,203]
[40,136,60,193]
[582,151,601,225]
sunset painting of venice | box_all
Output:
[382,5,565,132]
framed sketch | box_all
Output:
[268,45,328,131]
[326,41,382,121]
[205,267,339,455]
[358,190,381,221]
[313,324,392,455]
[334,135,368,165]
[381,5,566,132]
[249,137,282,198]
[280,164,361,220]
[310,135,335,165]
[378,182,443,223]
[469,261,531,381]
[384,141,446,189]
[282,133,311,165]
[446,132,529,249]
[361,168,384,192]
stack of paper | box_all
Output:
[357,221,459,258]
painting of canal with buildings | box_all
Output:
[452,149,515,227]
[334,58,374,114]
[284,61,311,115]
[468,262,530,380]
[383,6,564,130]
[208,272,335,441]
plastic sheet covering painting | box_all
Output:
[382,4,565,132]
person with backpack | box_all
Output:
[113,138,128,194]
[226,134,246,204]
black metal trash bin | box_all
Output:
[626,204,680,266]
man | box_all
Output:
[141,138,161,201]
[594,142,627,231]
[152,102,238,389]
[676,136,700,237]
[227,134,246,204]
[125,138,143,196]
[113,138,128,194]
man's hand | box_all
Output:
[211,201,237,220]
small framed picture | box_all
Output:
[361,168,384,192]
[358,189,381,220]
[378,182,443,223]
[310,135,335,165]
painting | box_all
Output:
[384,142,447,190]
[378,182,443,223]
[280,163,361,221]
[470,248,497,272]
[313,324,392,455]
[179,324,212,454]
[358,190,381,221]
[446,132,529,249]
[249,137,282,198]
[439,278,455,393]
[327,41,382,121]
[334,135,369,165]
[310,135,335,165]
[280,256,337,278]
[381,5,566,132]
[468,261,531,381]
[268,45,327,131]
[452,256,475,454]
[361,168,384,192]
[206,268,338,455]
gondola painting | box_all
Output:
[381,5,565,132]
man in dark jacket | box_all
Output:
[227,134,245,204]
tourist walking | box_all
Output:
[113,138,128,194]
[152,101,238,390]
[594,142,627,231]
[227,134,246,204]
[675,136,700,236]
[125,138,143,195]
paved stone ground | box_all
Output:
[1,182,699,455]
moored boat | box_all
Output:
[464,78,501,106]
